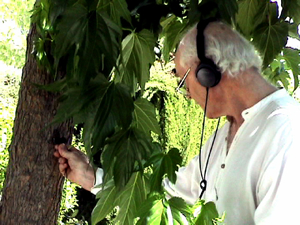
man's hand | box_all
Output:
[54,144,95,191]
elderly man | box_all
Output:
[54,20,300,224]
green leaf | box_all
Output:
[54,3,88,63]
[85,81,133,155]
[134,98,160,135]
[215,0,238,24]
[34,77,68,92]
[150,148,182,193]
[77,11,121,84]
[236,0,263,37]
[97,0,132,25]
[53,2,121,83]
[160,16,188,63]
[283,47,300,91]
[168,197,193,224]
[278,70,290,90]
[263,58,290,89]
[51,87,83,124]
[114,172,147,225]
[111,83,134,129]
[288,23,300,41]
[136,194,168,225]
[117,29,156,92]
[253,21,288,68]
[91,184,118,225]
[281,0,300,24]
[90,83,114,153]
[102,128,153,188]
[194,201,219,225]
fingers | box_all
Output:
[54,144,69,176]
[58,162,69,175]
[53,150,61,158]
[55,143,73,158]
[58,157,67,164]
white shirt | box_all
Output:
[163,89,300,224]
[94,89,300,224]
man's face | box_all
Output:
[174,48,225,119]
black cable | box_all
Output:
[198,87,220,199]
[204,118,220,178]
[198,87,209,181]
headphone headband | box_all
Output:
[196,18,218,60]
[195,18,221,88]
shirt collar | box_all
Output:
[241,89,287,120]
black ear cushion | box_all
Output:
[196,18,222,88]
[196,62,221,87]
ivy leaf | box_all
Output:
[77,11,121,84]
[53,2,121,83]
[91,183,118,225]
[34,77,68,93]
[97,0,132,25]
[102,128,153,188]
[134,98,160,135]
[117,29,156,92]
[160,16,188,63]
[288,23,300,41]
[194,201,219,225]
[236,0,263,37]
[263,58,290,89]
[136,194,168,225]
[168,197,193,224]
[277,70,290,90]
[83,80,133,155]
[149,148,182,193]
[51,87,83,124]
[54,3,88,64]
[283,47,300,91]
[111,83,134,128]
[215,0,238,24]
[281,0,300,24]
[89,82,114,154]
[114,172,147,225]
[253,21,288,68]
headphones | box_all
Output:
[196,18,221,88]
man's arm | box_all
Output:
[54,144,95,191]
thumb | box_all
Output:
[57,143,72,158]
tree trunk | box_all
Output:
[0,24,73,224]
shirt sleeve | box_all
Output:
[90,168,104,195]
[254,120,300,224]
[163,155,202,205]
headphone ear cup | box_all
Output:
[196,63,221,87]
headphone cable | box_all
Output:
[198,87,221,199]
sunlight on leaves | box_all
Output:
[134,98,161,135]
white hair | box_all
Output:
[179,21,262,77]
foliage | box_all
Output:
[25,0,300,224]
[0,63,81,225]
[146,65,224,165]
[0,0,34,194]
[58,181,81,225]
[0,100,14,193]
[0,2,82,224]
[0,65,21,193]
[0,0,33,68]
[235,0,300,90]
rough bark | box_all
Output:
[0,24,73,224]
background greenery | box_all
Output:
[0,3,219,221]
[1,0,300,224]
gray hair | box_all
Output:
[179,21,262,77]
